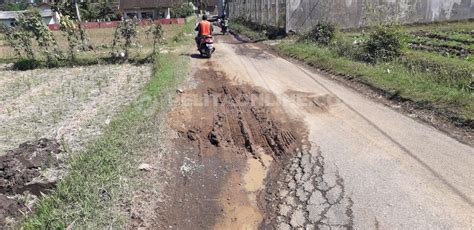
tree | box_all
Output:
[172,3,194,18]
[0,0,30,11]
[3,9,63,64]
[51,1,91,51]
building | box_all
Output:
[0,7,59,27]
[119,0,184,20]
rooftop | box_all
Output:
[0,9,54,19]
[120,0,184,10]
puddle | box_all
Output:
[214,149,273,229]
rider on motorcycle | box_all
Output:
[195,15,213,49]
[220,15,229,34]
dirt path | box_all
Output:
[137,60,306,229]
[141,34,473,229]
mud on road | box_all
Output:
[133,59,353,229]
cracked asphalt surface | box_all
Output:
[265,146,354,229]
[209,35,473,228]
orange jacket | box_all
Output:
[197,20,212,36]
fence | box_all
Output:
[228,0,474,32]
[47,18,186,30]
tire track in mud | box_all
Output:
[153,60,353,229]
[219,40,355,229]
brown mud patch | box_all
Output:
[285,90,341,113]
[146,61,306,229]
[0,138,63,227]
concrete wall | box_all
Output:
[228,0,287,27]
[229,0,474,31]
[287,0,474,32]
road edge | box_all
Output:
[264,42,473,146]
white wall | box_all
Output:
[229,0,474,31]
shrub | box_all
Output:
[4,9,63,65]
[111,19,139,59]
[13,59,41,70]
[331,38,364,60]
[172,3,194,18]
[232,17,286,40]
[59,15,81,61]
[3,24,34,58]
[302,21,337,46]
[363,26,404,63]
[146,23,164,55]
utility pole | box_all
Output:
[275,0,279,27]
[72,0,89,50]
[73,0,82,22]
[218,0,224,16]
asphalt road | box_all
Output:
[209,35,474,229]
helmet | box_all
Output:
[202,15,208,20]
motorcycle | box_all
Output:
[220,19,229,35]
[199,35,215,58]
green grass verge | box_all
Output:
[274,42,474,120]
[230,20,268,41]
[20,22,194,229]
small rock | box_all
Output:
[208,131,220,146]
[138,163,154,171]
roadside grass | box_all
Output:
[20,22,193,229]
[230,20,268,41]
[274,42,474,120]
[402,20,474,33]
[401,50,474,89]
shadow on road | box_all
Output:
[190,54,208,59]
